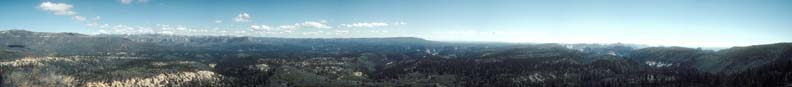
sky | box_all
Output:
[1,0,791,47]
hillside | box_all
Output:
[0,30,790,87]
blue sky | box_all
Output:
[1,0,791,47]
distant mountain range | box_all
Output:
[1,30,791,87]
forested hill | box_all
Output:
[1,30,791,86]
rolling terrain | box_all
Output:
[1,30,791,87]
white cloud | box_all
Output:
[38,2,105,27]
[214,20,223,23]
[250,25,272,30]
[233,12,251,22]
[38,2,76,15]
[120,0,151,4]
[82,16,103,28]
[278,21,332,29]
[72,16,87,21]
[340,22,406,28]
[250,25,260,29]
[101,24,110,28]
[120,0,152,4]
[138,0,151,3]
[93,20,403,37]
[92,16,101,21]
[394,22,406,25]
[278,25,298,29]
[86,22,99,27]
[120,0,134,4]
[341,22,389,28]
[300,21,332,29]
